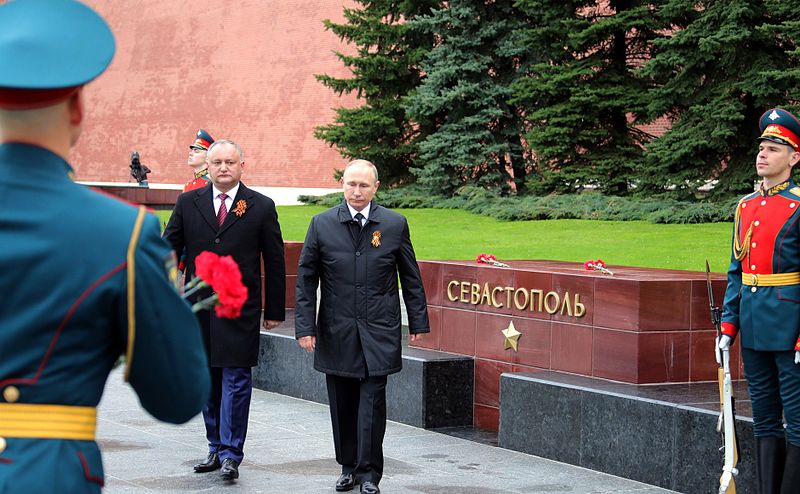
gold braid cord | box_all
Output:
[124,206,147,382]
[733,199,752,261]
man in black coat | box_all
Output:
[295,159,430,494]
[164,139,285,481]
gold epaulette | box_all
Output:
[790,186,800,198]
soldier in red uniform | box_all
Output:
[721,108,800,494]
[183,128,214,192]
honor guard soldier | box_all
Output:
[721,107,800,494]
[184,129,215,192]
[0,1,210,492]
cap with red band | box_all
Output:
[758,108,800,151]
[189,129,215,151]
[0,0,115,110]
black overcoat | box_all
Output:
[164,183,285,367]
[295,201,430,377]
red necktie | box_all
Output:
[217,193,228,227]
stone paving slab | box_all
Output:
[98,368,678,493]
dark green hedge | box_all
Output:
[298,186,739,224]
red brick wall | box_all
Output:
[73,1,358,188]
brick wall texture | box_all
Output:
[73,0,358,188]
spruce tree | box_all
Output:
[405,0,530,195]
[641,0,800,198]
[314,1,439,186]
[511,0,658,195]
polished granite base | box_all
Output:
[253,315,474,429]
[499,371,755,494]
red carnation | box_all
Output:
[195,251,220,284]
[186,251,248,319]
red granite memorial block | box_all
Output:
[475,359,512,408]
[417,260,730,430]
[551,322,594,376]
[414,306,441,351]
[690,330,743,381]
[475,313,551,368]
[89,185,181,207]
[511,270,553,320]
[551,273,595,325]
[441,263,479,310]
[474,404,500,431]
[419,261,443,307]
[439,308,477,355]
[284,241,302,276]
[689,279,727,330]
[284,277,296,310]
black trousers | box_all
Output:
[326,374,388,484]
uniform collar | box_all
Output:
[0,142,74,180]
[760,179,793,197]
[194,168,209,179]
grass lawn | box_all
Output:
[156,206,733,273]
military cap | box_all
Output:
[758,108,800,151]
[0,0,115,110]
[190,129,215,150]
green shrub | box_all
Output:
[297,187,738,224]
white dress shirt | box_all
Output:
[347,202,371,226]
[212,183,240,215]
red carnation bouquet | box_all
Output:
[183,251,248,318]
[476,253,510,267]
[584,258,613,276]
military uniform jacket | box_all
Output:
[295,202,430,378]
[183,169,210,192]
[722,179,800,351]
[164,183,286,368]
[0,143,210,493]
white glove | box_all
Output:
[718,335,733,350]
[795,350,800,365]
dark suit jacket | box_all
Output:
[164,182,285,367]
[295,201,429,377]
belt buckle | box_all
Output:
[752,274,759,286]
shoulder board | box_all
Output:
[789,186,800,198]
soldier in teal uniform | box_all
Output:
[0,1,210,493]
[721,107,800,494]
[183,129,215,192]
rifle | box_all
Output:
[706,260,739,493]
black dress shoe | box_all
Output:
[193,452,220,473]
[335,472,356,491]
[361,481,380,494]
[219,458,239,481]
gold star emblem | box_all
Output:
[501,321,521,352]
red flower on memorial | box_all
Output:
[185,251,248,318]
[584,259,613,275]
[476,253,510,267]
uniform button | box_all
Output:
[761,200,767,206]
[0,437,5,454]
[356,251,361,257]
[752,242,757,248]
[751,265,756,270]
[742,203,747,208]
[3,386,19,403]
[792,203,797,209]
[214,238,220,244]
[751,286,757,293]
[754,220,760,226]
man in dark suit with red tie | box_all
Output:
[164,139,285,482]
